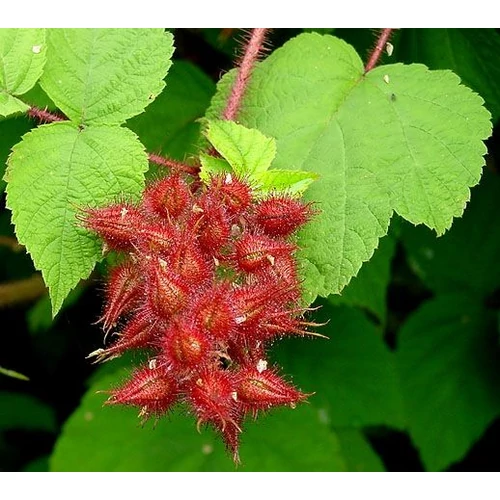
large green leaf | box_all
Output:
[40,29,173,125]
[0,392,57,433]
[396,29,500,123]
[207,33,491,302]
[401,171,500,298]
[274,304,405,429]
[4,122,148,315]
[50,366,347,472]
[329,233,396,324]
[127,60,215,160]
[0,29,46,117]
[396,294,500,471]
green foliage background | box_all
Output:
[1,28,500,472]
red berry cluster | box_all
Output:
[81,171,317,462]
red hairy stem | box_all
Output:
[27,106,65,123]
[221,28,270,121]
[147,153,200,177]
[364,28,395,74]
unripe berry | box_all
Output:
[99,261,140,332]
[253,196,315,237]
[163,319,211,370]
[234,233,296,273]
[78,203,143,250]
[106,365,179,418]
[235,365,307,413]
[142,174,191,220]
[146,258,189,319]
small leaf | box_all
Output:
[0,29,46,118]
[0,366,29,381]
[254,169,318,196]
[51,365,347,471]
[206,119,277,177]
[274,304,405,429]
[329,233,396,324]
[401,171,500,298]
[0,392,57,433]
[396,294,500,471]
[40,29,174,125]
[207,33,491,302]
[5,122,147,315]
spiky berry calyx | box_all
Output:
[82,172,320,463]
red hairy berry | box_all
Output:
[209,174,252,217]
[253,196,315,237]
[188,367,240,432]
[79,203,143,250]
[146,259,189,318]
[192,283,236,341]
[234,233,296,273]
[163,319,211,370]
[142,174,191,220]
[235,365,307,414]
[99,261,140,332]
[107,365,179,418]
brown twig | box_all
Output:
[364,29,395,74]
[222,28,270,121]
[0,236,23,252]
[0,274,47,308]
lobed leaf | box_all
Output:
[207,33,492,302]
[5,122,148,315]
[40,29,174,125]
[396,293,500,471]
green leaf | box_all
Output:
[336,428,385,472]
[0,392,57,433]
[274,304,405,429]
[0,28,46,118]
[253,169,318,196]
[127,60,215,160]
[396,294,500,471]
[40,29,174,125]
[329,233,396,324]
[396,29,500,123]
[206,119,277,177]
[5,122,147,315]
[0,93,29,117]
[207,33,491,302]
[0,116,32,193]
[51,366,347,471]
[0,366,29,381]
[401,171,500,298]
[199,152,231,183]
